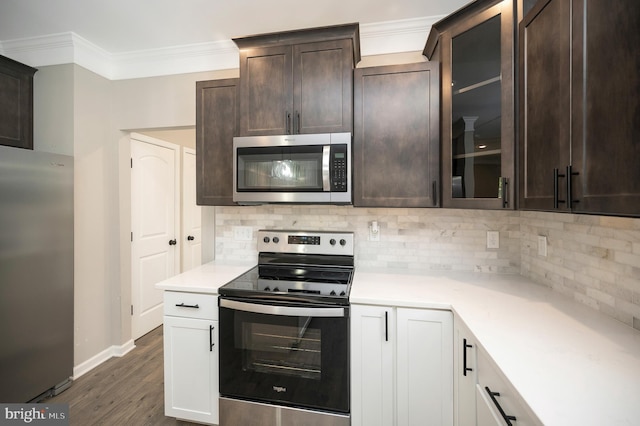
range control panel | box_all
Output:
[257,230,354,256]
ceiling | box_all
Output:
[0,0,470,54]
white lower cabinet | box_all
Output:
[454,316,542,426]
[351,304,453,426]
[163,291,219,425]
[453,317,477,426]
[475,346,540,426]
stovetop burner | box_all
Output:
[219,230,354,305]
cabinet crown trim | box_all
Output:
[423,0,505,59]
[233,23,361,64]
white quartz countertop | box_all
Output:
[156,261,640,425]
[154,260,253,293]
[352,269,640,426]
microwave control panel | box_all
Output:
[330,145,348,192]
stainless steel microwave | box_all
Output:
[233,133,352,204]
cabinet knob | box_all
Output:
[187,235,195,241]
[169,239,177,246]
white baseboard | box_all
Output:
[73,339,136,380]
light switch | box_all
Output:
[538,235,548,257]
[486,231,499,249]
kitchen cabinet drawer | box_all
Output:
[163,291,217,320]
[476,346,540,425]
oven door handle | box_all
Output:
[220,298,347,318]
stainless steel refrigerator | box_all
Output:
[0,145,74,402]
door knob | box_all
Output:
[187,235,195,241]
[169,239,177,246]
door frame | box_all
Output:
[130,132,181,339]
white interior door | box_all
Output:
[182,147,202,271]
[131,133,180,339]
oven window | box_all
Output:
[241,319,321,380]
[236,146,324,191]
[219,303,350,413]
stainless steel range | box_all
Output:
[218,230,354,426]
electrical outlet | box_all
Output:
[233,226,253,241]
[538,235,548,257]
[487,231,500,249]
[369,221,380,241]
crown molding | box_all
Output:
[110,39,239,80]
[0,16,443,80]
[360,15,445,57]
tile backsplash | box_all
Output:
[213,205,640,329]
[520,211,640,328]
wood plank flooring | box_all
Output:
[46,326,198,426]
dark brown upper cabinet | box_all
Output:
[353,62,440,207]
[233,24,360,136]
[0,55,37,150]
[424,0,516,210]
[519,0,640,217]
[195,78,239,206]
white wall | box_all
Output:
[33,64,74,156]
[72,65,121,365]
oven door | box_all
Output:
[219,297,349,414]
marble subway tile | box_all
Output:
[214,206,640,328]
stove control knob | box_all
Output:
[273,287,280,292]
[263,237,270,243]
[340,239,347,246]
[264,286,271,292]
[330,238,336,246]
[273,237,280,244]
[330,290,337,296]
[340,291,346,296]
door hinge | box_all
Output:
[131,305,133,315]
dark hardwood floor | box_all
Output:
[46,326,199,426]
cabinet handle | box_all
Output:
[553,168,566,209]
[384,311,389,342]
[432,180,438,207]
[175,303,199,309]
[566,165,580,209]
[463,338,473,376]
[210,325,215,352]
[485,386,517,425]
[296,111,301,134]
[286,112,291,134]
[500,177,509,208]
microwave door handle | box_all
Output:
[220,298,346,318]
[322,145,331,191]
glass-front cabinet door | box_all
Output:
[439,0,515,209]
